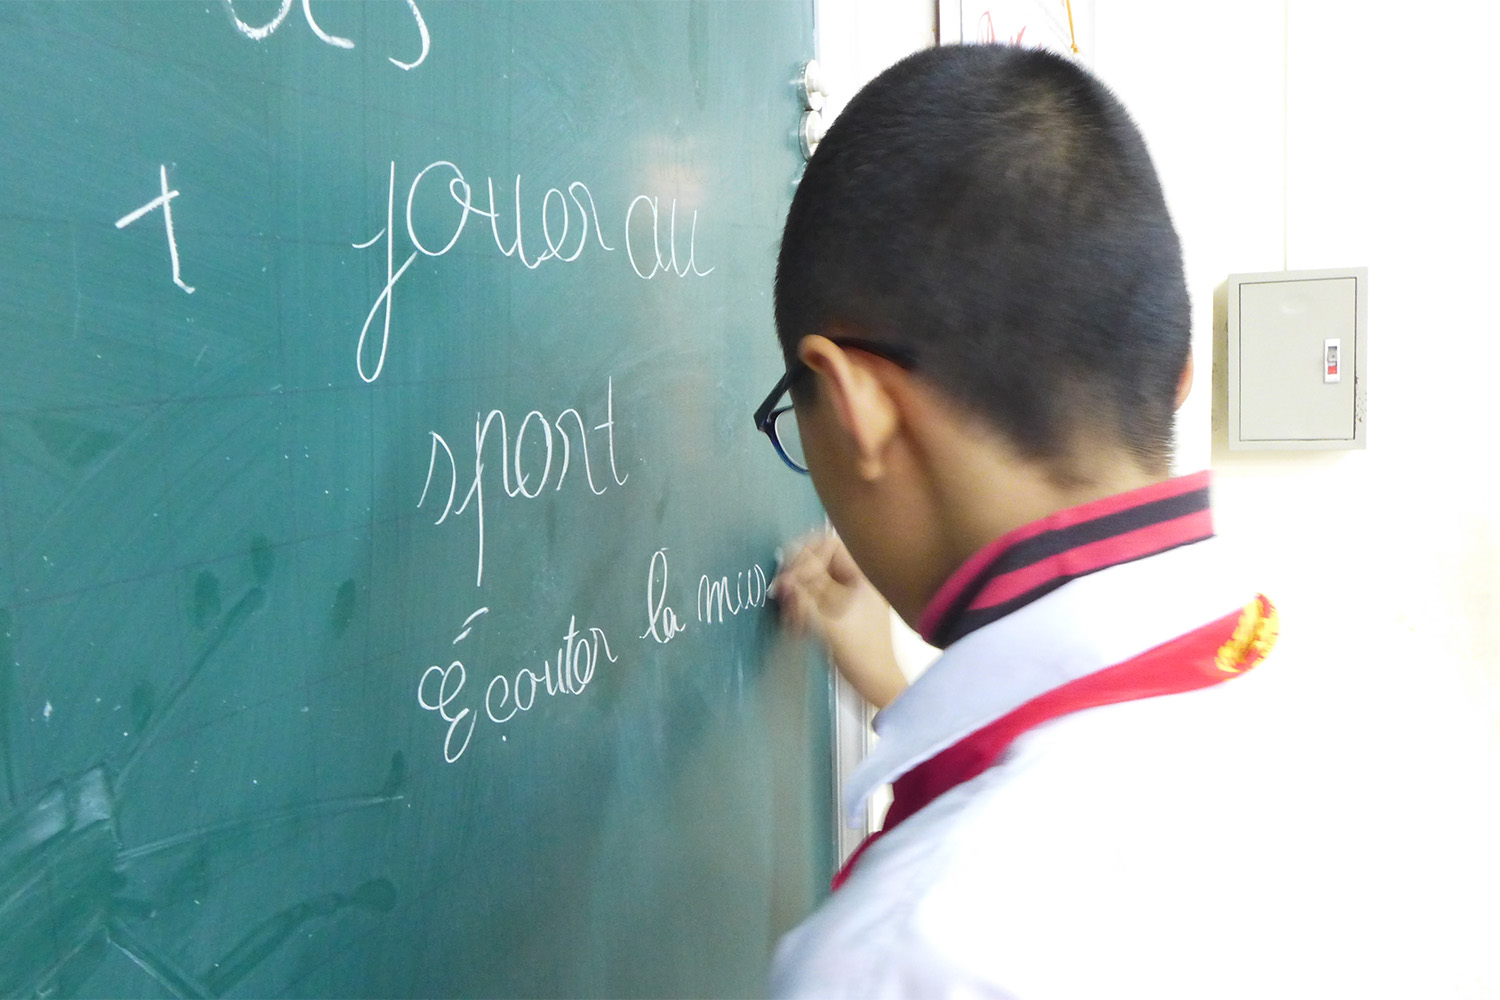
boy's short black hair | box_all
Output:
[774,45,1190,476]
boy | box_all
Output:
[758,45,1291,998]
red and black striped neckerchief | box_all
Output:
[917,471,1215,648]
[833,472,1275,891]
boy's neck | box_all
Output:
[894,415,1167,627]
[945,450,1163,557]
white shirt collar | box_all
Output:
[845,537,1250,822]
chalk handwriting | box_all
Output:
[417,657,476,763]
[698,562,770,624]
[418,378,628,587]
[222,0,430,70]
[417,609,615,762]
[353,162,418,383]
[625,196,715,280]
[353,160,711,381]
[484,615,616,727]
[640,548,687,644]
[452,605,488,644]
[639,548,773,636]
[114,165,194,294]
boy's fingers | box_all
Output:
[809,534,845,573]
[774,542,829,596]
[776,577,828,637]
[771,531,863,640]
[778,591,808,633]
[771,539,811,583]
[785,543,842,596]
[826,542,860,584]
[774,550,856,636]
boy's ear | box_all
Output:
[1175,352,1195,410]
[797,334,902,481]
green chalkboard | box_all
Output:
[0,2,830,996]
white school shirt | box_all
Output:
[769,537,1408,1000]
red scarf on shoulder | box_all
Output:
[833,473,1277,890]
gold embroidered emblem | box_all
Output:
[1215,595,1279,674]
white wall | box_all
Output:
[1090,3,1500,992]
[813,0,935,126]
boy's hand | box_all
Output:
[771,533,908,710]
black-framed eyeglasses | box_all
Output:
[753,337,918,474]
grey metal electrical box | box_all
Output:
[1226,267,1367,450]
